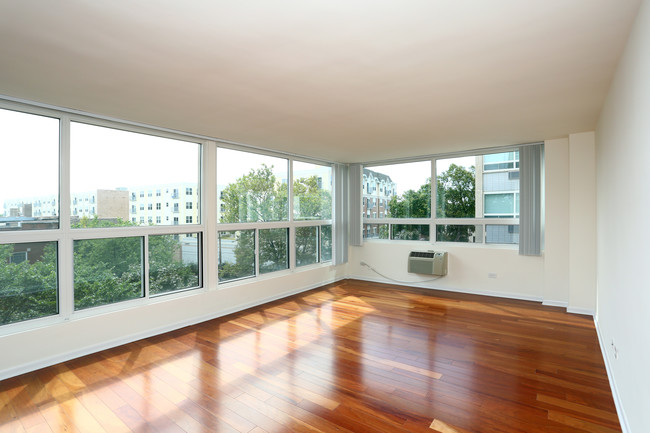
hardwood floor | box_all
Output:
[0,280,621,433]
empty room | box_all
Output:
[0,1,648,432]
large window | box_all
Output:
[362,149,523,244]
[0,109,59,231]
[1,100,337,332]
[70,122,200,228]
[217,149,333,282]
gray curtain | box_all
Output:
[519,143,543,255]
[348,163,363,246]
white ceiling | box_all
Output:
[0,1,641,162]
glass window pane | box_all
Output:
[70,122,200,228]
[486,225,519,244]
[0,242,58,325]
[293,162,332,220]
[364,161,430,219]
[296,226,318,267]
[484,193,515,217]
[74,237,143,310]
[218,230,255,282]
[363,223,389,239]
[392,224,430,241]
[320,225,332,262]
[436,225,483,243]
[259,228,289,274]
[0,109,59,231]
[149,233,200,296]
[217,148,288,223]
[436,156,476,218]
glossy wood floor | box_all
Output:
[0,280,621,433]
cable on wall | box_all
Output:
[360,261,443,284]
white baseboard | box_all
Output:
[0,276,345,382]
[594,317,630,433]
[566,306,595,316]
[348,274,544,303]
[542,300,569,308]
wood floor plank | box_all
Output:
[0,280,622,432]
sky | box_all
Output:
[1,107,472,213]
[0,108,331,215]
[366,156,475,195]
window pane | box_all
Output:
[481,150,520,221]
[436,156,476,218]
[486,225,519,244]
[218,230,255,282]
[392,224,430,241]
[296,226,318,267]
[363,223,389,239]
[436,225,483,243]
[293,162,332,220]
[484,193,515,217]
[320,225,332,262]
[217,148,288,223]
[259,228,289,274]
[71,122,200,228]
[74,237,143,310]
[0,109,59,231]
[0,242,58,325]
[364,161,430,219]
[149,233,200,296]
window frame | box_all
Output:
[215,146,334,283]
[0,98,337,336]
[362,146,525,245]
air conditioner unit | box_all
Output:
[407,251,448,276]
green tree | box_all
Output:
[294,175,332,220]
[149,235,199,295]
[382,163,476,241]
[219,166,332,280]
[0,242,58,325]
[220,164,288,223]
[436,163,476,242]
[386,180,431,240]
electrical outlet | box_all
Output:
[488,272,497,279]
[611,339,619,360]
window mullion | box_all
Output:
[59,115,74,320]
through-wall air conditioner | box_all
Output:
[407,251,448,276]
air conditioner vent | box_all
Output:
[409,251,435,259]
[408,250,448,276]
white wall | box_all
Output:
[350,136,598,312]
[348,242,545,300]
[543,138,570,306]
[568,132,597,314]
[0,264,347,380]
[595,1,650,431]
